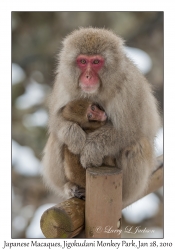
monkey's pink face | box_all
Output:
[76,55,104,94]
[87,104,107,122]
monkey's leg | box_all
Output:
[118,137,155,208]
[63,182,85,200]
[64,146,86,199]
[42,134,70,199]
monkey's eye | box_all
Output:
[91,105,96,111]
[93,59,99,64]
[80,59,86,64]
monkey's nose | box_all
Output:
[86,75,91,79]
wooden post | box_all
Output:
[85,166,122,238]
[40,198,85,238]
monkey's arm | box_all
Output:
[57,116,86,155]
[80,123,119,168]
[80,123,153,169]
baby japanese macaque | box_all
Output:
[62,98,115,199]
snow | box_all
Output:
[15,80,47,110]
[122,193,160,223]
[13,215,28,232]
[12,63,26,85]
[26,203,55,238]
[124,46,152,74]
[23,108,48,128]
[12,140,42,176]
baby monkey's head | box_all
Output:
[62,99,107,130]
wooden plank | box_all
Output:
[85,166,122,238]
[40,198,85,238]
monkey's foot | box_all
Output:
[64,182,85,200]
[74,187,86,200]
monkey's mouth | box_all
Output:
[79,81,100,94]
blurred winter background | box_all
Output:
[12,12,163,238]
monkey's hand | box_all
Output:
[80,141,104,168]
[80,124,117,168]
[58,121,86,155]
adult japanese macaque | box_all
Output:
[62,99,115,199]
[42,27,160,207]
